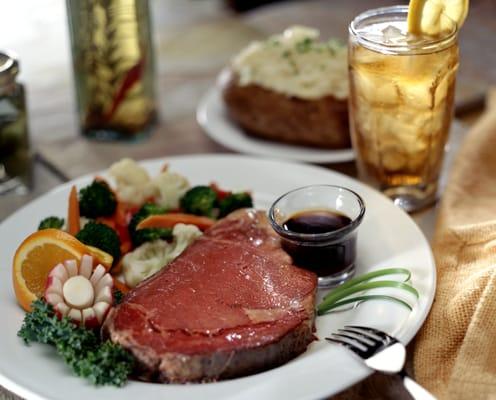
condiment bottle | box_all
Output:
[0,51,31,195]
[66,0,157,141]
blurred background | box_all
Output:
[0,0,494,219]
[2,0,492,143]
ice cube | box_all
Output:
[351,45,385,65]
[382,148,408,172]
[433,67,457,108]
[397,76,435,109]
[376,112,430,150]
[353,69,400,106]
[381,25,404,44]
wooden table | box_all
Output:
[0,0,494,399]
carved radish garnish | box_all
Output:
[44,254,113,328]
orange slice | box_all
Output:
[12,229,113,312]
[85,245,113,271]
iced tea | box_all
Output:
[348,6,459,212]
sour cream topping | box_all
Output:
[232,26,348,100]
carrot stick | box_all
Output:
[137,213,215,231]
[115,201,128,226]
[113,278,131,294]
[67,185,81,236]
[120,239,132,256]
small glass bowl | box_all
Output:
[269,185,366,287]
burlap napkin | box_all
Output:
[413,89,496,400]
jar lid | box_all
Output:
[0,51,19,86]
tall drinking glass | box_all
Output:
[348,6,459,212]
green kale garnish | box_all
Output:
[68,341,134,386]
[17,300,134,386]
[38,216,65,230]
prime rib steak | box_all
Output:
[103,209,317,382]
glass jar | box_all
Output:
[0,52,31,195]
[66,0,157,141]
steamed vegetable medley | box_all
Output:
[14,158,253,386]
[42,158,253,289]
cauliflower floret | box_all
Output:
[168,223,203,259]
[152,170,190,210]
[122,240,170,288]
[108,158,157,206]
[123,223,202,288]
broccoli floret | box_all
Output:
[180,186,218,217]
[76,222,121,262]
[219,192,253,217]
[132,228,173,246]
[128,203,172,247]
[38,216,65,230]
[79,180,117,218]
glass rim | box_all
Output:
[268,184,366,243]
[349,5,458,55]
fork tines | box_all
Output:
[325,326,396,358]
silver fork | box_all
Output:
[326,326,436,400]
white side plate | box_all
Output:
[197,88,355,164]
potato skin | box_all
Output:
[221,69,350,149]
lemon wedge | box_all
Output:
[408,0,469,36]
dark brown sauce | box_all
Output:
[283,209,351,234]
[281,209,356,277]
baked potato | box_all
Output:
[221,69,350,149]
[221,26,350,149]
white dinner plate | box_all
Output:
[0,154,434,400]
[197,87,355,164]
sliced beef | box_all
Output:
[103,209,317,382]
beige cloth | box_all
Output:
[413,89,496,400]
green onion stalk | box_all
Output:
[317,268,419,315]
